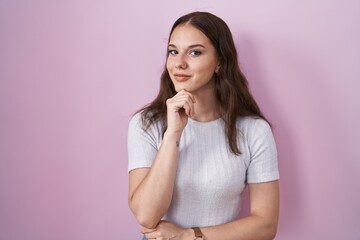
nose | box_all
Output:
[175,54,188,69]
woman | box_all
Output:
[128,12,280,240]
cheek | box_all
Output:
[197,59,217,70]
[196,62,217,76]
[166,57,172,71]
[166,60,176,82]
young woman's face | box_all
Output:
[166,24,220,94]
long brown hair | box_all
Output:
[138,11,269,155]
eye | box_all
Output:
[168,49,178,55]
[189,50,202,56]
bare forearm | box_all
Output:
[129,131,181,227]
[142,216,278,240]
[201,215,277,240]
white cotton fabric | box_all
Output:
[128,112,279,228]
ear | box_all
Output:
[215,62,221,73]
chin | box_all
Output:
[174,85,187,92]
[176,88,192,93]
[174,84,194,93]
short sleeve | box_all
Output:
[246,119,280,183]
[127,113,160,172]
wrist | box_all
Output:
[183,227,205,240]
[182,228,196,240]
[163,130,182,141]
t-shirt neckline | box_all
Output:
[187,117,223,128]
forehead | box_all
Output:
[169,24,212,47]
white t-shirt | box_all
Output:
[128,112,279,228]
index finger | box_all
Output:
[179,89,196,103]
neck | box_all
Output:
[191,87,221,122]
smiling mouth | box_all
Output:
[174,74,191,81]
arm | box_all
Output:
[200,180,280,240]
[128,90,195,229]
[128,130,181,228]
[143,180,280,240]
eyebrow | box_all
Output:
[168,44,206,49]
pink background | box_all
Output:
[1,0,359,239]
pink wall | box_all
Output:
[0,1,359,239]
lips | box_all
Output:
[174,73,191,81]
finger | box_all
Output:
[183,97,194,116]
[178,89,187,95]
[188,92,196,103]
[183,101,195,117]
[183,102,191,116]
[168,97,189,111]
[176,94,195,107]
[173,90,194,103]
[186,97,195,116]
[141,227,157,234]
[178,89,196,103]
[166,99,182,112]
[167,94,195,116]
[145,231,161,239]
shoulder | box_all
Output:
[128,112,146,136]
[128,111,164,138]
[236,116,273,139]
[128,111,143,129]
[237,116,271,131]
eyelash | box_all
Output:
[168,49,178,55]
[167,49,202,56]
[190,50,202,56]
